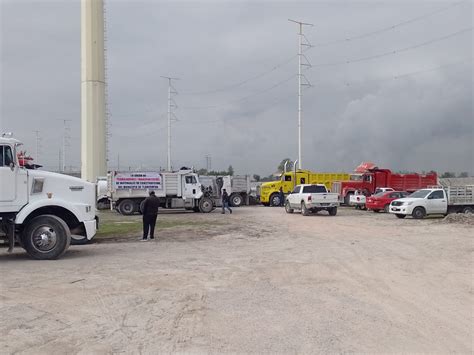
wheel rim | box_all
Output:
[31,225,58,253]
[414,209,423,218]
[232,196,242,205]
[201,199,212,212]
[285,202,290,212]
[123,203,133,213]
[272,196,281,205]
[464,208,473,214]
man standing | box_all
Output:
[279,186,285,207]
[221,188,232,214]
[142,191,159,241]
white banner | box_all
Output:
[114,172,162,190]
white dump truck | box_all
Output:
[389,186,474,219]
[96,176,110,210]
[199,175,251,207]
[108,169,214,215]
[0,135,98,259]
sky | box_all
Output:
[0,0,473,176]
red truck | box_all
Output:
[332,168,438,205]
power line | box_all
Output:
[312,0,468,47]
[313,27,472,67]
[180,74,296,110]
[180,55,297,96]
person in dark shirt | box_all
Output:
[221,189,232,214]
[142,191,160,241]
[279,186,285,207]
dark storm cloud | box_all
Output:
[1,0,472,175]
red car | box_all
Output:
[366,191,409,213]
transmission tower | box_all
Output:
[33,130,42,163]
[205,154,212,171]
[289,19,313,169]
[161,76,179,171]
[61,120,71,172]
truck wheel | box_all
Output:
[97,198,110,210]
[344,193,353,206]
[395,214,406,219]
[230,193,243,207]
[139,200,146,214]
[285,201,294,214]
[269,193,281,207]
[301,202,310,216]
[412,207,426,219]
[384,204,390,213]
[118,199,135,215]
[463,206,473,214]
[328,207,337,216]
[22,215,71,260]
[199,197,214,213]
[71,234,89,245]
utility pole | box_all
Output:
[61,120,71,172]
[33,130,41,162]
[289,19,313,170]
[205,154,212,172]
[161,76,179,171]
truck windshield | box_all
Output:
[185,176,197,184]
[302,185,327,193]
[409,190,431,198]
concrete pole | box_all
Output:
[167,80,171,171]
[298,22,302,170]
[81,0,107,182]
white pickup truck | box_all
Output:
[389,186,474,219]
[285,184,339,216]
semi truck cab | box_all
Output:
[0,135,98,259]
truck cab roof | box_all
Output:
[0,136,21,145]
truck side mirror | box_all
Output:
[9,162,15,171]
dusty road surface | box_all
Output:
[1,207,473,354]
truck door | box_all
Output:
[0,145,17,202]
[183,175,199,198]
[282,174,293,193]
[426,190,447,214]
[287,185,300,208]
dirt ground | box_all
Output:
[1,206,473,354]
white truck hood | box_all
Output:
[392,197,424,204]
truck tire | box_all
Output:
[328,207,337,216]
[344,193,353,206]
[97,198,110,210]
[301,202,310,216]
[285,201,294,214]
[118,199,135,215]
[139,200,146,214]
[71,234,89,245]
[412,207,426,219]
[269,193,281,207]
[230,193,243,207]
[22,215,71,260]
[395,214,406,219]
[199,197,214,213]
[384,204,390,213]
[463,206,473,214]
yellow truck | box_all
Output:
[259,170,350,206]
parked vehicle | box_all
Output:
[108,169,214,215]
[285,184,339,216]
[260,168,350,206]
[349,190,367,209]
[199,175,251,207]
[389,186,474,219]
[366,190,409,213]
[0,135,98,259]
[332,168,437,205]
[96,176,110,210]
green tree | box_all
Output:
[440,172,456,178]
[458,172,469,178]
[277,158,293,172]
[253,174,261,182]
[228,165,234,176]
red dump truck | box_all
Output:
[332,168,438,205]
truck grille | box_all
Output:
[391,201,403,206]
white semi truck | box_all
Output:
[0,135,98,259]
[108,169,214,215]
[199,175,251,207]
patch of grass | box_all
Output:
[96,219,216,239]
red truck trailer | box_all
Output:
[332,168,438,205]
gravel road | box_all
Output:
[1,206,472,354]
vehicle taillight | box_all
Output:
[308,195,312,201]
